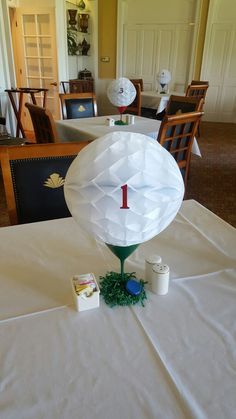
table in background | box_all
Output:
[56,114,162,142]
[56,114,201,156]
[141,90,185,113]
[0,200,236,419]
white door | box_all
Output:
[117,0,199,92]
[122,23,195,92]
[11,7,60,130]
[201,0,236,122]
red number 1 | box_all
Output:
[120,184,130,209]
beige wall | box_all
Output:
[98,0,117,79]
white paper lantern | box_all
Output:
[157,69,171,84]
[157,69,171,93]
[64,132,184,247]
[107,78,136,109]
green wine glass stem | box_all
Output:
[105,243,140,280]
[120,258,125,280]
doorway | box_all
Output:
[10,6,60,134]
[0,0,68,135]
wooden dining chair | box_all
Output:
[157,111,203,190]
[0,142,89,225]
[130,78,144,91]
[185,83,209,100]
[191,80,209,87]
[156,95,204,122]
[185,84,208,136]
[126,82,141,116]
[59,92,97,119]
[25,103,58,143]
[166,95,204,115]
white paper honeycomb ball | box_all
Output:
[64,131,184,246]
[107,77,136,107]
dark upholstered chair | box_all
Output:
[157,111,203,190]
[125,82,141,116]
[25,103,58,143]
[166,95,204,115]
[155,94,204,122]
[59,92,97,119]
[0,142,89,225]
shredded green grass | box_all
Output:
[99,271,147,307]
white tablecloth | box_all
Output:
[56,115,201,157]
[0,200,236,418]
[56,115,162,142]
[141,91,185,112]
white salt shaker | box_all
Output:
[130,115,135,124]
[125,114,130,124]
[145,255,162,285]
[151,263,170,295]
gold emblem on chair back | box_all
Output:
[44,173,65,188]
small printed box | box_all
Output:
[71,273,100,312]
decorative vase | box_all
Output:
[77,43,83,56]
[78,0,86,10]
[80,38,90,55]
[79,13,89,33]
[68,9,77,29]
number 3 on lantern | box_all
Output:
[120,184,130,209]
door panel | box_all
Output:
[12,7,60,130]
[202,24,236,122]
[201,0,236,122]
[123,27,139,75]
[141,29,156,75]
[123,24,194,92]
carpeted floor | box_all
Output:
[186,121,236,228]
[0,120,236,228]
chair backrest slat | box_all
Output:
[157,111,203,190]
[191,80,209,86]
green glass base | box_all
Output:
[106,243,139,261]
[106,243,140,280]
